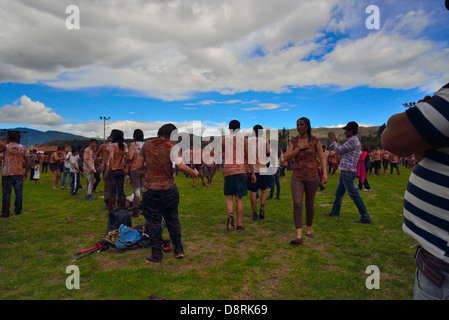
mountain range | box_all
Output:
[0,127,90,146]
[1,125,383,147]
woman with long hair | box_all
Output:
[107,129,128,214]
[284,117,328,245]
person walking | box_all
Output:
[325,121,372,224]
[247,124,271,221]
[284,117,328,244]
[220,120,256,232]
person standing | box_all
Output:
[1,131,29,218]
[284,117,328,244]
[69,148,82,196]
[357,144,372,191]
[127,129,145,217]
[381,83,449,300]
[61,146,72,189]
[107,130,128,214]
[389,153,400,175]
[137,123,199,263]
[96,135,112,208]
[49,146,65,189]
[382,149,390,175]
[325,121,372,224]
[83,139,98,200]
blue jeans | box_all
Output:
[331,170,370,221]
[2,175,24,215]
[414,268,449,300]
[61,166,72,188]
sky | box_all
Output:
[1,0,449,140]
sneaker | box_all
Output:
[324,212,339,217]
[237,226,245,232]
[145,256,162,263]
[354,219,372,224]
[290,237,303,245]
[259,206,265,220]
[252,212,258,221]
[227,214,234,231]
[174,249,185,259]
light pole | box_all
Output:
[100,116,111,144]
[402,102,415,109]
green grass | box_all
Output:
[0,168,416,300]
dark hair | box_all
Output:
[157,123,177,139]
[229,119,241,131]
[7,131,20,143]
[90,138,98,144]
[362,144,370,152]
[133,129,144,142]
[111,129,125,151]
[253,124,263,137]
[297,117,312,138]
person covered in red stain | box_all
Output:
[137,123,199,263]
[1,131,30,218]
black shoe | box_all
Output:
[354,219,372,224]
[174,249,185,259]
[252,212,258,221]
[237,226,245,232]
[227,214,234,231]
[145,256,162,263]
[324,212,339,217]
[259,207,265,220]
[290,237,303,245]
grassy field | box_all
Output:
[0,166,417,300]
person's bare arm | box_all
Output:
[381,112,432,161]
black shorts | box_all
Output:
[224,173,247,198]
[247,172,270,192]
[49,163,59,172]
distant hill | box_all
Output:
[1,125,385,150]
[0,127,90,146]
[278,125,384,151]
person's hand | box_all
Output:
[328,132,336,142]
[322,174,328,184]
[251,173,257,183]
[193,168,199,178]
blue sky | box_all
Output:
[1,0,449,139]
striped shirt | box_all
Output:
[403,83,449,263]
[330,135,361,172]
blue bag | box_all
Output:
[115,224,141,250]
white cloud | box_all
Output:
[0,96,64,125]
[242,103,281,111]
[0,0,448,101]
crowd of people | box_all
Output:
[0,81,446,299]
[0,122,413,245]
